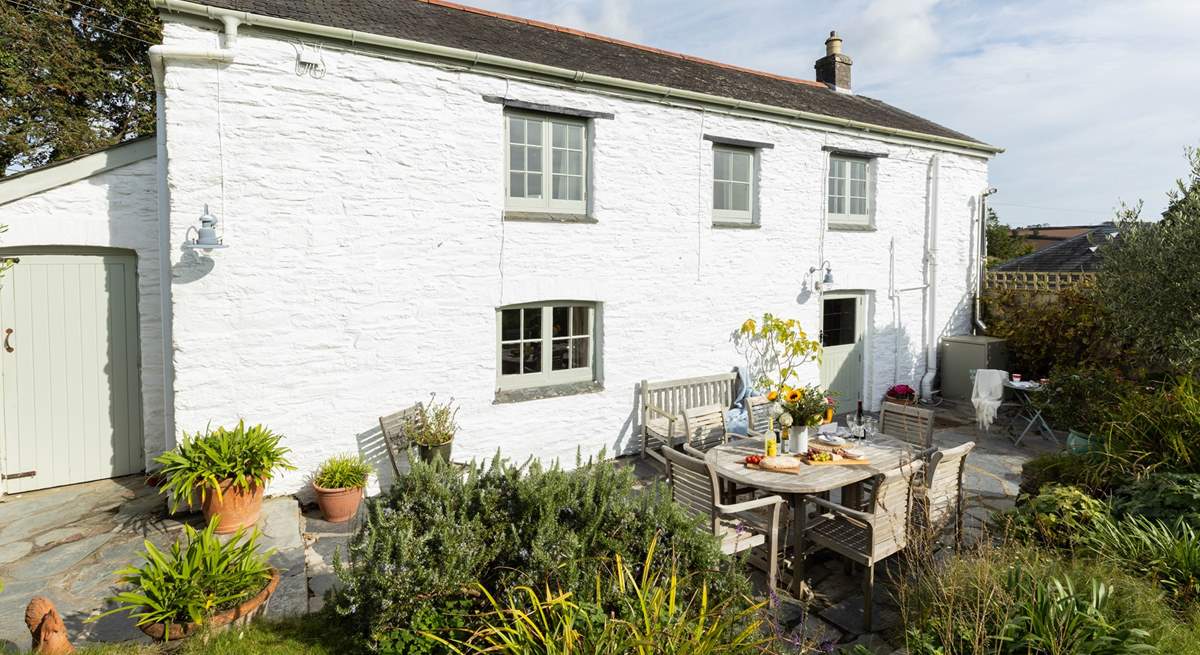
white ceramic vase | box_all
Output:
[792,426,809,453]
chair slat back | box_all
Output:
[662,447,720,531]
[745,395,773,434]
[925,441,975,527]
[642,372,738,420]
[866,461,924,556]
[879,402,935,449]
[379,403,423,476]
[683,403,729,452]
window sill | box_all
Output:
[711,221,760,229]
[827,222,876,232]
[494,381,604,404]
[503,211,598,224]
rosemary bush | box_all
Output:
[314,454,372,490]
[329,454,749,652]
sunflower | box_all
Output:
[784,388,802,403]
[766,390,779,402]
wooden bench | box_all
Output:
[640,371,740,460]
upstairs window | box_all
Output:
[827,155,872,225]
[506,113,587,214]
[498,302,596,390]
[712,146,755,223]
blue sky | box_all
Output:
[471,0,1200,227]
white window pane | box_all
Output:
[551,339,570,370]
[568,151,582,175]
[568,176,582,200]
[501,343,520,375]
[831,159,846,178]
[731,152,751,182]
[828,176,838,198]
[527,173,542,198]
[850,197,867,215]
[832,196,846,214]
[553,175,569,200]
[527,147,542,172]
[501,309,521,341]
[571,337,589,369]
[850,179,866,197]
[510,145,524,172]
[527,119,543,145]
[552,149,567,174]
[509,117,525,144]
[509,172,524,198]
[851,160,868,180]
[731,182,750,211]
[522,342,541,374]
[571,307,588,336]
[713,181,728,210]
[828,195,838,214]
[567,125,583,150]
[552,123,566,148]
[714,151,730,180]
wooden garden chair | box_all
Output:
[378,403,423,479]
[640,372,739,460]
[744,395,774,437]
[804,460,925,631]
[682,403,735,452]
[916,441,975,549]
[879,402,935,454]
[662,446,786,595]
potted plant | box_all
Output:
[407,395,458,463]
[90,518,278,642]
[885,383,917,405]
[770,385,833,452]
[312,454,372,523]
[155,420,294,533]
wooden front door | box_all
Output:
[819,293,866,416]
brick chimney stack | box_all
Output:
[815,31,852,91]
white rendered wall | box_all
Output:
[0,157,166,465]
[160,21,990,494]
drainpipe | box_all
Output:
[919,155,940,401]
[150,14,239,454]
[973,187,998,334]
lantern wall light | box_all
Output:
[182,204,229,251]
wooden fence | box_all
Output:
[985,270,1096,293]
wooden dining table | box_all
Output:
[705,435,921,597]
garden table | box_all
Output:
[705,435,920,598]
[1003,380,1055,446]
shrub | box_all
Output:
[329,454,749,651]
[91,519,274,636]
[155,420,294,510]
[1019,451,1121,496]
[1101,375,1200,476]
[1084,515,1200,607]
[1004,484,1110,550]
[1112,473,1200,528]
[1034,364,1135,435]
[406,395,458,447]
[314,454,372,490]
[982,283,1118,379]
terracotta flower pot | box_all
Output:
[139,568,280,642]
[885,393,917,406]
[201,479,265,534]
[314,484,364,523]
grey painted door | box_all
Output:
[0,253,143,493]
[819,293,865,416]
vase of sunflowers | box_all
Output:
[768,385,833,453]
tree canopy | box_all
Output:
[985,208,1034,266]
[0,0,161,176]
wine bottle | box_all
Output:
[854,400,865,439]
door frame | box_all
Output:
[819,290,872,414]
[0,246,145,494]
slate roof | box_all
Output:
[994,224,1119,273]
[186,0,992,149]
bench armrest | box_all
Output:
[717,494,785,515]
[806,494,873,524]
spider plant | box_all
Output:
[155,420,294,510]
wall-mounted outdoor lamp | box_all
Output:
[182,204,229,251]
[807,260,834,291]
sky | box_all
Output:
[469,0,1200,227]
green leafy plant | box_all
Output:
[1004,484,1110,550]
[775,384,833,427]
[314,454,372,490]
[1112,473,1200,528]
[90,518,274,638]
[154,420,294,510]
[1084,515,1200,607]
[734,314,822,392]
[1101,375,1200,476]
[406,395,459,447]
[1034,364,1136,435]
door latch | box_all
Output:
[3,328,12,353]
[1,470,36,480]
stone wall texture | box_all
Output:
[160,21,990,494]
[0,156,166,465]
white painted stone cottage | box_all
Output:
[0,0,1001,495]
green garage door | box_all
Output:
[0,252,143,493]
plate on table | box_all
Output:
[817,434,847,446]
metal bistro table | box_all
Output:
[705,436,919,598]
[1004,380,1055,446]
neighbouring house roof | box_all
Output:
[993,224,1119,273]
[0,136,156,206]
[1012,224,1110,252]
[173,0,997,153]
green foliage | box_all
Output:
[70,616,353,654]
[434,540,766,654]
[1,1,161,175]
[734,314,822,393]
[1004,484,1110,550]
[1113,473,1200,528]
[329,454,749,652]
[1019,451,1121,497]
[406,395,459,447]
[1034,364,1136,435]
[90,519,274,637]
[314,453,372,490]
[1100,375,1200,476]
[778,385,833,427]
[155,420,294,510]
[985,208,1034,266]
[1097,148,1200,376]
[1084,516,1200,607]
[983,283,1116,379]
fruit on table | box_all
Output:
[806,448,834,462]
[744,455,763,465]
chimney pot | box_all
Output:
[815,30,852,91]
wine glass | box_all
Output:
[862,417,877,443]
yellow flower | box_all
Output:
[784,389,802,403]
[766,390,779,402]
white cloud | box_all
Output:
[466,0,1200,226]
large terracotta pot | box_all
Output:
[201,479,264,534]
[314,484,364,523]
[139,569,280,642]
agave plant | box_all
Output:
[155,420,294,510]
